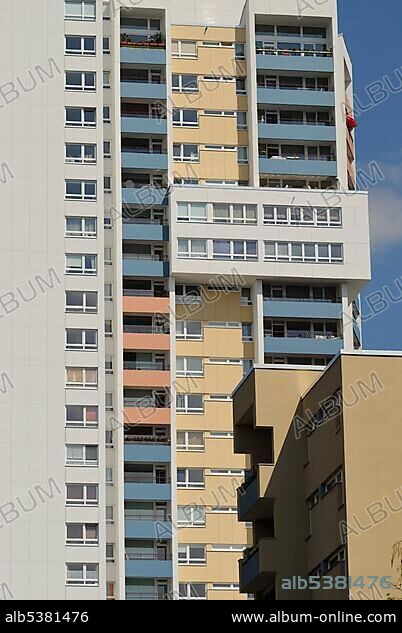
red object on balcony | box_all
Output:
[346,115,357,130]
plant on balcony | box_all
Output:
[120,32,166,49]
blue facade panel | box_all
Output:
[263,300,343,320]
[124,483,171,501]
[125,559,173,579]
[121,81,167,101]
[264,336,343,356]
[257,87,335,108]
[121,116,167,135]
[256,54,334,73]
[121,46,166,66]
[122,151,168,170]
[124,444,171,463]
[122,187,168,206]
[259,157,337,177]
[123,223,169,241]
[259,123,336,142]
[123,258,169,278]
[125,519,172,540]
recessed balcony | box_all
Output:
[239,540,276,594]
[122,186,168,207]
[125,516,172,540]
[123,219,169,242]
[123,254,170,278]
[125,558,172,579]
[264,333,343,356]
[121,115,167,136]
[256,49,334,73]
[238,465,275,522]
[257,87,335,108]
[121,80,167,101]
[122,150,168,171]
[123,365,171,389]
[259,122,336,143]
[124,443,171,463]
[263,298,343,320]
[259,156,337,178]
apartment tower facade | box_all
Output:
[0,0,369,600]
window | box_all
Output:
[105,320,113,337]
[204,110,235,117]
[103,105,111,122]
[66,329,97,351]
[209,395,231,402]
[65,217,97,236]
[177,468,204,489]
[105,429,113,446]
[104,283,112,301]
[172,74,198,93]
[237,146,248,164]
[106,468,113,485]
[66,523,98,545]
[65,106,95,127]
[176,394,204,414]
[209,506,237,513]
[103,71,111,88]
[235,43,246,60]
[66,483,98,506]
[103,37,110,54]
[236,78,246,94]
[203,75,234,83]
[213,203,257,224]
[176,321,202,340]
[106,543,114,561]
[66,405,98,428]
[241,288,252,306]
[237,111,247,129]
[208,359,241,366]
[105,393,113,412]
[178,239,207,259]
[66,291,97,313]
[264,242,344,264]
[66,367,98,388]
[65,35,96,55]
[106,582,115,600]
[203,41,233,48]
[106,506,114,524]
[212,240,257,261]
[177,431,204,451]
[263,205,342,227]
[211,544,244,551]
[173,144,199,162]
[177,506,205,527]
[209,431,234,438]
[242,323,253,342]
[65,0,96,21]
[179,583,206,600]
[104,247,112,265]
[104,141,111,158]
[208,322,241,328]
[212,583,239,591]
[210,469,244,476]
[65,254,97,275]
[104,176,112,192]
[177,202,206,223]
[176,283,202,302]
[178,544,206,565]
[65,180,96,200]
[66,563,98,586]
[176,357,203,376]
[66,444,98,467]
[172,109,198,127]
[65,71,96,91]
[172,41,197,58]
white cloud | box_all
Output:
[369,187,402,250]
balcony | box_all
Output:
[123,219,169,242]
[257,87,335,108]
[259,122,336,143]
[121,80,167,101]
[122,151,168,171]
[264,334,343,356]
[239,540,276,594]
[125,558,173,579]
[122,186,168,207]
[124,481,171,501]
[123,294,170,315]
[238,465,275,522]
[125,442,171,463]
[263,298,343,320]
[259,156,337,178]
[123,326,170,351]
[123,366,171,389]
[121,44,166,67]
[123,254,170,278]
[124,405,171,426]
[121,115,167,136]
[256,50,334,73]
[125,516,172,540]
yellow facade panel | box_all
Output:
[171,25,245,42]
[179,552,242,583]
[177,402,234,432]
[177,449,245,469]
[173,118,248,147]
[178,515,249,543]
[176,293,250,321]
[171,88,247,112]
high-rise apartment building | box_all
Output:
[0,0,370,600]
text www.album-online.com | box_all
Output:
[231,612,397,624]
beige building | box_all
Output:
[234,352,402,600]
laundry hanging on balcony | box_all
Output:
[346,115,358,130]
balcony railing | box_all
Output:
[124,361,169,371]
[122,148,166,155]
[124,398,170,408]
[259,153,336,162]
[121,78,165,85]
[122,112,166,120]
[125,552,171,561]
[123,289,169,297]
[123,217,167,225]
[263,296,341,304]
[126,592,166,600]
[258,84,332,93]
[264,330,340,340]
[125,512,168,521]
[124,434,170,444]
[123,325,168,334]
[121,35,166,50]
[259,118,334,126]
[124,474,170,484]
[256,48,333,58]
[123,254,169,262]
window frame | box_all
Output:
[66,562,99,586]
[65,291,97,313]
[65,35,96,55]
[65,254,97,275]
[65,0,96,21]
[65,328,98,351]
[65,180,97,201]
[176,393,204,414]
[65,405,98,428]
[65,71,96,91]
[177,467,205,489]
[66,367,98,389]
[65,106,96,128]
[65,216,97,237]
[66,483,98,506]
[177,430,205,452]
[66,444,99,467]
[66,523,99,545]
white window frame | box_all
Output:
[103,105,111,123]
[212,583,239,591]
[65,329,97,351]
[177,430,205,452]
[207,322,241,328]
[104,141,111,158]
[65,0,96,21]
[236,78,247,94]
[213,203,257,224]
[103,37,110,54]
[65,35,96,55]
[65,180,97,200]
[65,254,97,275]
[177,468,205,489]
[65,71,96,91]
[65,405,98,428]
[66,367,98,389]
[177,506,205,527]
[210,469,244,476]
[173,109,199,128]
[178,583,206,600]
[66,483,98,506]
[176,357,203,377]
[66,523,98,545]
[178,544,206,566]
[202,41,233,48]
[204,110,235,117]
[212,240,258,261]
[173,144,199,163]
[176,393,204,414]
[208,358,241,366]
[242,323,253,342]
[65,291,97,313]
[65,217,97,237]
[66,444,98,467]
[237,111,247,129]
[172,74,198,93]
[172,40,198,59]
[209,506,237,513]
[263,205,342,228]
[176,320,203,340]
[264,241,343,264]
[177,202,207,223]
[203,75,235,83]
[178,238,207,259]
[209,431,234,438]
[65,106,96,127]
[66,563,98,586]
[235,43,246,60]
[103,71,111,88]
[211,544,245,552]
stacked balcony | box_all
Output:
[255,21,337,189]
[121,9,172,601]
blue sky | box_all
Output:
[338,0,402,350]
